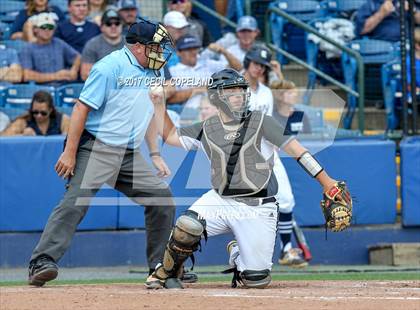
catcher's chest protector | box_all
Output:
[203,112,272,197]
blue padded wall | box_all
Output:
[0,137,397,231]
[400,136,420,226]
[283,139,397,226]
[0,136,118,231]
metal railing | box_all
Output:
[180,0,365,132]
[265,6,365,132]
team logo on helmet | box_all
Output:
[224,132,241,141]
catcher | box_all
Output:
[148,68,352,289]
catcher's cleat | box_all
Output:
[278,248,308,268]
[144,274,164,289]
[164,277,184,289]
[28,255,58,287]
[180,271,198,283]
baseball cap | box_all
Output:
[176,34,201,50]
[117,0,138,10]
[163,11,189,29]
[126,20,171,45]
[236,16,258,32]
[101,9,121,25]
[245,46,272,68]
[30,12,56,28]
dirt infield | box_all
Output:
[1,281,419,310]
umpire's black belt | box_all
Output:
[232,196,276,206]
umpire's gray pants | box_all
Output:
[31,138,175,269]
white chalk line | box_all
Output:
[209,294,420,301]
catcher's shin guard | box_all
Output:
[155,210,206,280]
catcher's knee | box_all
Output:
[155,210,206,279]
[241,269,271,289]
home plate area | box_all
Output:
[1,281,419,310]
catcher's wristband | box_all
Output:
[297,151,323,178]
[149,152,161,157]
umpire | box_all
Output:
[28,19,175,287]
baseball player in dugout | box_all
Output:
[149,68,353,289]
[27,19,183,287]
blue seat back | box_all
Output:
[270,0,327,63]
[348,39,397,64]
[1,84,56,120]
[326,0,366,13]
[0,39,28,54]
[0,22,11,40]
[56,83,84,107]
[0,1,25,16]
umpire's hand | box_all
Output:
[151,155,171,178]
[55,151,76,179]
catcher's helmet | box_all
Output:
[126,18,174,71]
[208,69,251,121]
[243,45,272,70]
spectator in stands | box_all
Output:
[1,91,70,136]
[81,9,124,80]
[168,34,238,109]
[10,0,65,41]
[117,0,139,35]
[356,0,420,42]
[55,0,101,53]
[167,0,213,47]
[0,45,23,84]
[0,112,10,133]
[199,95,217,121]
[218,16,260,66]
[20,13,81,84]
[89,0,109,25]
[243,46,274,115]
[163,11,190,68]
[271,80,311,134]
[407,27,420,92]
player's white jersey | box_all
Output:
[248,82,274,116]
[248,83,295,212]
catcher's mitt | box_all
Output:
[321,181,352,232]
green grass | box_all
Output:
[1,272,419,287]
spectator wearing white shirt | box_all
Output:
[217,16,260,69]
[163,10,190,69]
[168,34,238,109]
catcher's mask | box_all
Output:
[208,69,251,121]
[126,19,174,72]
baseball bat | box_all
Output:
[292,220,312,262]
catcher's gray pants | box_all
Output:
[31,138,175,269]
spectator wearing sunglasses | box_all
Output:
[168,0,213,47]
[81,9,124,80]
[1,91,70,136]
[10,0,65,42]
[19,12,81,84]
[55,0,101,53]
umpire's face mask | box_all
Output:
[144,24,174,71]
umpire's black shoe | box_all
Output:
[28,255,58,287]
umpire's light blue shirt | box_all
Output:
[80,46,163,149]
